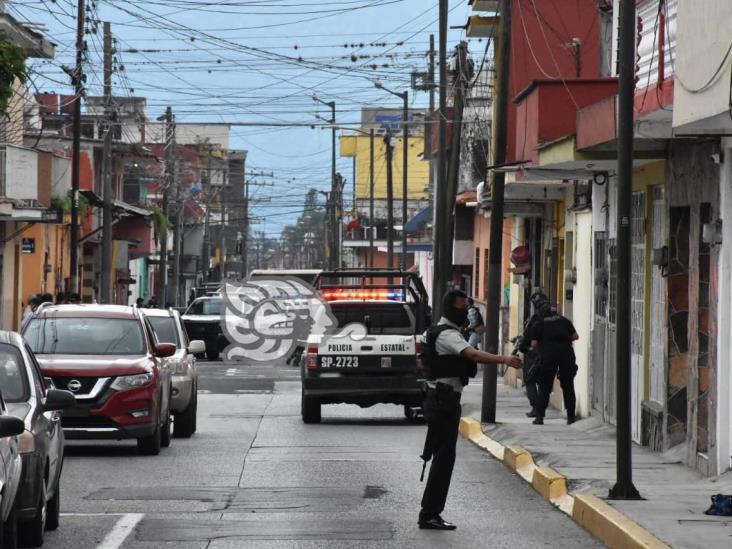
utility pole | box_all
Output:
[369,127,375,268]
[100,21,113,304]
[426,34,436,192]
[220,172,227,282]
[201,147,213,282]
[444,42,470,274]
[157,106,173,307]
[241,175,248,278]
[384,128,395,268]
[609,0,642,501]
[171,125,182,306]
[313,96,337,268]
[482,0,512,424]
[69,0,85,295]
[401,91,409,271]
[431,0,449,316]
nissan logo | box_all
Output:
[66,379,82,392]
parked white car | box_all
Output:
[141,309,203,437]
[0,391,25,546]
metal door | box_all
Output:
[630,192,646,442]
[649,186,667,404]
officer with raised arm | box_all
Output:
[418,289,522,530]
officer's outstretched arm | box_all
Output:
[462,347,522,369]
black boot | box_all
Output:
[532,417,544,425]
[526,408,537,418]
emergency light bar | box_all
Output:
[321,289,403,301]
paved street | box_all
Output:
[40,359,600,548]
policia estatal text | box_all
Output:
[418,290,522,530]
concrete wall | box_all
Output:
[673,0,732,130]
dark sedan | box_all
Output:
[0,331,75,548]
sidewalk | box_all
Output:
[460,380,732,549]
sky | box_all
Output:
[11,0,486,239]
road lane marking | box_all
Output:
[96,513,144,549]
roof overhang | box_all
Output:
[0,14,55,58]
[469,0,499,12]
[466,15,498,38]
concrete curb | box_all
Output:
[459,417,671,549]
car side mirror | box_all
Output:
[0,416,25,437]
[43,389,76,412]
[44,377,56,390]
[154,342,176,358]
[188,340,205,355]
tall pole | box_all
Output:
[100,22,113,304]
[426,34,436,192]
[444,42,469,280]
[384,128,395,268]
[202,148,213,282]
[609,0,642,501]
[431,0,448,316]
[369,128,375,268]
[220,176,227,281]
[242,175,249,278]
[157,106,172,307]
[401,91,409,271]
[69,0,85,295]
[330,102,337,269]
[172,129,182,306]
[482,0,512,424]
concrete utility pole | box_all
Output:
[220,170,227,282]
[171,127,182,306]
[369,127,375,268]
[100,21,113,304]
[444,42,469,279]
[241,174,248,278]
[431,0,449,316]
[201,146,213,282]
[609,0,642,501]
[384,128,395,269]
[69,0,85,295]
[157,106,173,307]
[401,91,409,271]
[482,0,512,424]
[427,34,436,192]
[313,96,337,268]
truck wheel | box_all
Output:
[404,405,424,423]
[206,349,219,361]
[301,391,321,424]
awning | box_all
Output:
[404,206,432,233]
[80,190,152,218]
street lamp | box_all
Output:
[374,80,409,271]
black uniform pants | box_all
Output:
[535,349,576,420]
[420,385,462,520]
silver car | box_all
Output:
[0,391,24,547]
[141,309,203,437]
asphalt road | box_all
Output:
[41,359,601,548]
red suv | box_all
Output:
[23,305,175,455]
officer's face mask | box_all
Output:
[445,304,469,326]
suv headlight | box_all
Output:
[111,373,153,391]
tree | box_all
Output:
[0,37,28,119]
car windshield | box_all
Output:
[147,316,180,347]
[185,299,223,316]
[25,317,146,355]
[330,303,415,335]
[0,343,29,402]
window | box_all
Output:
[608,240,617,325]
[330,303,415,335]
[147,316,180,347]
[0,343,30,402]
[483,248,489,300]
[185,298,223,316]
[26,317,146,355]
[474,248,480,298]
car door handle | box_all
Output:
[50,415,61,423]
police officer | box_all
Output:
[419,289,522,530]
[530,301,579,425]
[516,292,550,418]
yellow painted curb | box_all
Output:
[572,494,670,549]
[532,466,568,502]
[502,445,533,473]
[459,417,669,549]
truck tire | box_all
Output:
[206,349,219,361]
[301,391,321,424]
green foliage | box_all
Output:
[51,191,88,217]
[0,37,28,119]
[151,207,169,239]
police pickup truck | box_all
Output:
[300,270,431,423]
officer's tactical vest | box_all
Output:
[420,325,477,386]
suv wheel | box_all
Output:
[301,388,321,424]
[160,408,172,448]
[1,503,18,549]
[46,476,61,531]
[19,482,46,547]
[137,413,162,455]
[174,382,197,438]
